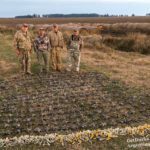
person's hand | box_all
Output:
[16,49,20,56]
[29,49,32,54]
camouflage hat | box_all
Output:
[22,23,29,27]
[74,29,79,32]
[39,27,46,30]
[53,24,58,27]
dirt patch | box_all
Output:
[0,72,149,138]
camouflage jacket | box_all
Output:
[14,30,32,51]
[68,35,83,51]
[34,35,51,52]
[48,31,64,48]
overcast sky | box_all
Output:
[0,0,150,17]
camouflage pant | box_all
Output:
[51,47,62,71]
[18,50,31,73]
[37,50,50,73]
[67,49,81,72]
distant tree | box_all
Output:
[15,13,131,19]
[146,13,150,16]
[42,13,100,18]
[15,14,40,18]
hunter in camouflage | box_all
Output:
[34,27,51,73]
[14,24,33,75]
[67,29,83,72]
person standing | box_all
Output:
[34,27,51,74]
[67,29,83,72]
[14,24,33,75]
[48,24,64,72]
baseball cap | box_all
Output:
[39,27,45,30]
[74,29,78,32]
[53,24,58,28]
[23,23,29,27]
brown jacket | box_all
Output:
[49,31,64,48]
[14,30,32,51]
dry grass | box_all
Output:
[103,33,150,54]
[104,23,150,35]
[0,60,16,73]
[82,48,150,89]
[1,16,150,25]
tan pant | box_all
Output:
[19,50,31,73]
[50,47,62,71]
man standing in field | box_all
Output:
[34,27,51,74]
[14,24,33,75]
[48,24,64,72]
[67,29,83,72]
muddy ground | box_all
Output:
[0,72,149,138]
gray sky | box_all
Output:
[0,0,150,17]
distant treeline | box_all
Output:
[43,13,100,18]
[15,14,41,18]
[15,13,130,18]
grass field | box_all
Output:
[0,20,150,149]
[1,16,150,25]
